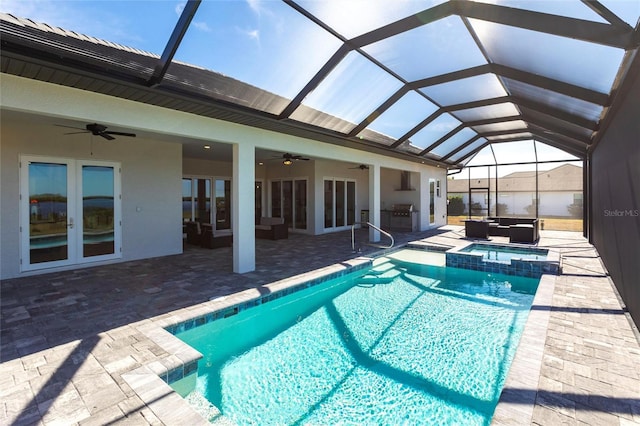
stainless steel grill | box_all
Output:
[390,204,418,231]
[391,204,414,216]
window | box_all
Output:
[215,179,231,230]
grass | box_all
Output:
[447,216,583,232]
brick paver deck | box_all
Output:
[2,227,639,425]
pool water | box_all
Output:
[460,244,548,262]
[174,256,539,425]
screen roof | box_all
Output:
[1,0,638,167]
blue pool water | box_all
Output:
[174,256,539,425]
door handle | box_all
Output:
[67,218,74,229]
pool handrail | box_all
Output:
[351,222,394,252]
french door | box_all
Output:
[324,178,356,230]
[270,179,307,230]
[20,156,121,271]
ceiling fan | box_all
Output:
[274,153,310,165]
[349,164,369,170]
[58,123,137,140]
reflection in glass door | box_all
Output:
[347,181,356,225]
[215,179,231,230]
[429,179,436,225]
[182,178,212,224]
[324,180,333,228]
[21,156,121,271]
[82,165,115,258]
[294,180,307,229]
[336,181,345,227]
[27,161,73,265]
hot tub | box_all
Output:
[446,242,561,278]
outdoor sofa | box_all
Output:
[463,219,490,239]
[255,217,288,240]
[185,221,233,248]
[486,217,540,243]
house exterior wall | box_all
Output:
[1,73,447,277]
[183,158,232,177]
[0,115,182,279]
[591,64,640,329]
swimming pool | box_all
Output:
[171,252,539,425]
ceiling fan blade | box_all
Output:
[99,133,115,141]
[105,131,136,137]
[56,124,85,130]
[64,131,89,135]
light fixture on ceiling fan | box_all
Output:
[275,153,309,166]
[349,164,369,170]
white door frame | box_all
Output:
[20,155,122,272]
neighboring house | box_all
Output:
[447,164,583,217]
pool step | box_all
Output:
[358,266,401,285]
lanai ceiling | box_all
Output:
[1,0,639,167]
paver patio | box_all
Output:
[1,226,639,425]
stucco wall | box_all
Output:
[590,65,640,328]
[0,115,182,279]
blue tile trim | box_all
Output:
[163,359,199,384]
[165,261,371,336]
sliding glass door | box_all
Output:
[182,178,211,224]
[20,156,121,271]
[215,179,231,230]
[271,178,307,230]
[324,178,356,230]
[182,177,231,230]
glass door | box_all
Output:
[182,178,212,224]
[215,179,231,230]
[270,178,308,230]
[347,181,356,226]
[324,178,356,230]
[80,164,118,259]
[282,180,293,227]
[294,180,307,230]
[21,156,121,271]
[23,158,75,268]
[255,181,263,224]
[324,180,333,228]
[429,179,436,225]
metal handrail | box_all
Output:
[351,222,394,252]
